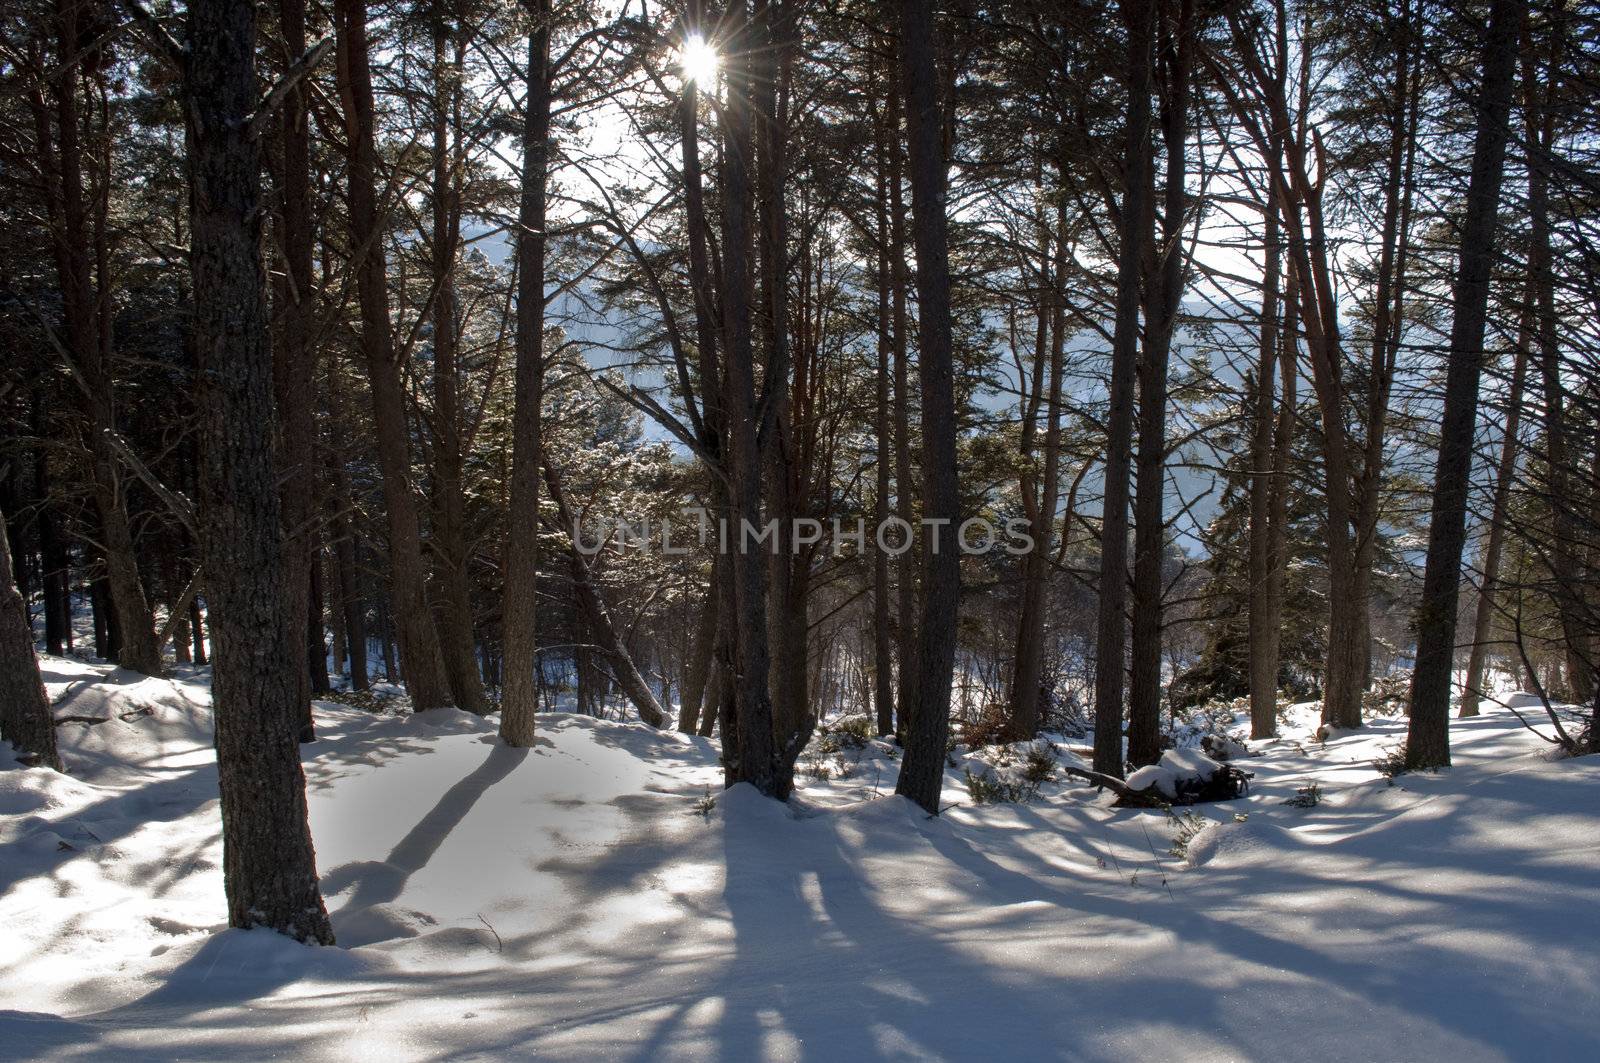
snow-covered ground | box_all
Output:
[3,656,1598,1061]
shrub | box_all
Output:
[1362,673,1410,718]
[1373,744,1408,780]
[959,700,1011,749]
[1167,809,1209,859]
[1021,743,1058,785]
[1283,782,1322,808]
[324,690,394,715]
[963,767,1041,805]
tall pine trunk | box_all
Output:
[1127,0,1193,768]
[894,0,961,814]
[872,94,896,738]
[1407,0,1523,767]
[888,77,918,737]
[1459,292,1531,717]
[1093,0,1157,778]
[1247,157,1286,740]
[0,509,62,772]
[35,2,159,676]
[185,0,332,942]
[273,0,320,738]
[718,0,778,794]
[427,17,486,716]
[335,0,453,710]
[500,1,551,747]
[1008,195,1068,741]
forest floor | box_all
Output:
[3,655,1598,1061]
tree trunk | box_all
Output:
[273,0,320,739]
[33,402,71,658]
[1093,0,1157,778]
[189,594,207,664]
[307,546,330,695]
[1128,0,1193,768]
[544,465,665,727]
[326,361,369,691]
[1350,8,1420,700]
[718,0,779,794]
[1525,30,1592,705]
[1248,156,1285,740]
[889,76,918,739]
[1406,0,1523,769]
[1219,6,1363,731]
[427,16,487,717]
[872,95,896,738]
[679,571,718,733]
[185,0,333,942]
[500,0,551,747]
[0,510,62,772]
[1008,196,1068,741]
[1460,294,1531,717]
[894,0,961,815]
[34,3,159,676]
[755,0,811,797]
[335,0,453,710]
[91,572,109,659]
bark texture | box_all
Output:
[1093,0,1157,778]
[1406,0,1523,769]
[0,511,62,772]
[894,0,961,815]
[186,0,333,942]
[499,1,551,747]
[335,0,453,710]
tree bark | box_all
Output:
[1248,145,1286,740]
[326,359,369,691]
[500,0,551,747]
[679,570,718,733]
[426,15,487,716]
[273,0,320,739]
[1128,0,1193,768]
[872,92,896,738]
[1007,196,1068,741]
[718,0,779,794]
[1524,24,1592,705]
[1459,294,1531,717]
[335,0,453,710]
[0,509,62,772]
[1406,0,1523,769]
[33,398,71,658]
[33,2,159,677]
[185,0,333,942]
[1093,0,1157,778]
[889,77,918,739]
[755,0,812,797]
[307,545,330,695]
[894,0,961,814]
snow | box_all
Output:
[1126,748,1224,798]
[4,656,1599,1060]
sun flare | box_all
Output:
[678,34,720,86]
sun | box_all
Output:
[678,34,720,86]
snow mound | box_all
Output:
[1126,748,1224,798]
[1184,818,1304,868]
[407,706,497,733]
[331,902,440,947]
